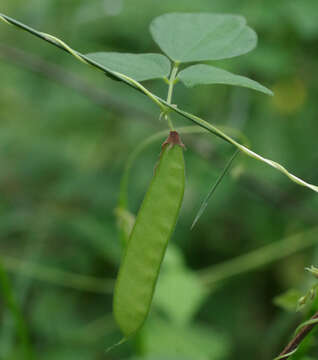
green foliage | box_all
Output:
[86,52,171,81]
[154,245,207,325]
[141,317,229,360]
[274,289,303,312]
[1,1,318,360]
[0,262,33,360]
[83,12,271,99]
[129,357,192,360]
[150,13,256,62]
[286,0,318,39]
[178,64,273,95]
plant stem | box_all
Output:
[1,13,317,193]
[165,62,179,130]
[274,311,318,359]
[199,227,318,288]
[191,149,239,230]
[1,255,114,294]
[0,261,34,360]
[0,43,151,120]
[165,113,175,131]
[167,63,179,105]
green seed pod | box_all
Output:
[113,131,185,337]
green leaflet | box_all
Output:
[85,52,171,81]
[178,64,273,95]
[150,13,257,62]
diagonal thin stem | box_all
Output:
[191,149,239,230]
[274,311,318,360]
[0,13,317,194]
[199,227,318,287]
[0,43,152,119]
[0,13,165,110]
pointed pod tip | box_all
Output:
[162,131,185,148]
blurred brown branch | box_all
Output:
[0,43,151,120]
[275,311,318,359]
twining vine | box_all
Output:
[0,13,317,194]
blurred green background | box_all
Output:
[1,1,318,359]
